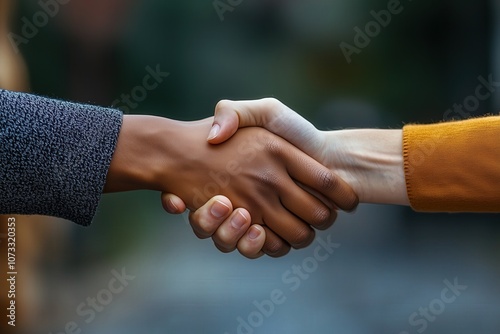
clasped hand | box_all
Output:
[157,100,361,258]
[106,100,360,259]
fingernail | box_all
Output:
[167,198,179,212]
[248,226,261,240]
[211,200,230,218]
[207,123,220,140]
[231,211,248,229]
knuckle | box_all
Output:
[215,99,231,113]
[256,169,280,187]
[319,170,339,191]
[189,213,214,237]
[214,228,237,246]
[265,139,283,156]
[263,97,281,110]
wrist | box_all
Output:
[325,129,409,205]
[104,115,183,193]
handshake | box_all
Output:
[105,98,409,258]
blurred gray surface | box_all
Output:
[74,203,500,334]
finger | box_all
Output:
[209,99,324,157]
[237,225,266,259]
[161,193,187,214]
[282,149,359,211]
[279,178,337,230]
[263,207,316,250]
[212,209,251,253]
[262,226,291,257]
[188,196,232,239]
[292,181,339,230]
[208,99,278,144]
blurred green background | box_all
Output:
[5,0,500,333]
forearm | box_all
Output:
[324,129,409,206]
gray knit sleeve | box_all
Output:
[0,89,123,226]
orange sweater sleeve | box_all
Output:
[403,116,500,212]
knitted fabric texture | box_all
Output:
[403,116,500,212]
[0,90,123,225]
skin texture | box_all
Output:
[162,98,409,258]
[163,194,267,258]
[105,115,358,257]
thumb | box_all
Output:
[207,99,323,160]
[207,99,277,144]
[161,193,187,214]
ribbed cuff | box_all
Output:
[403,116,500,212]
